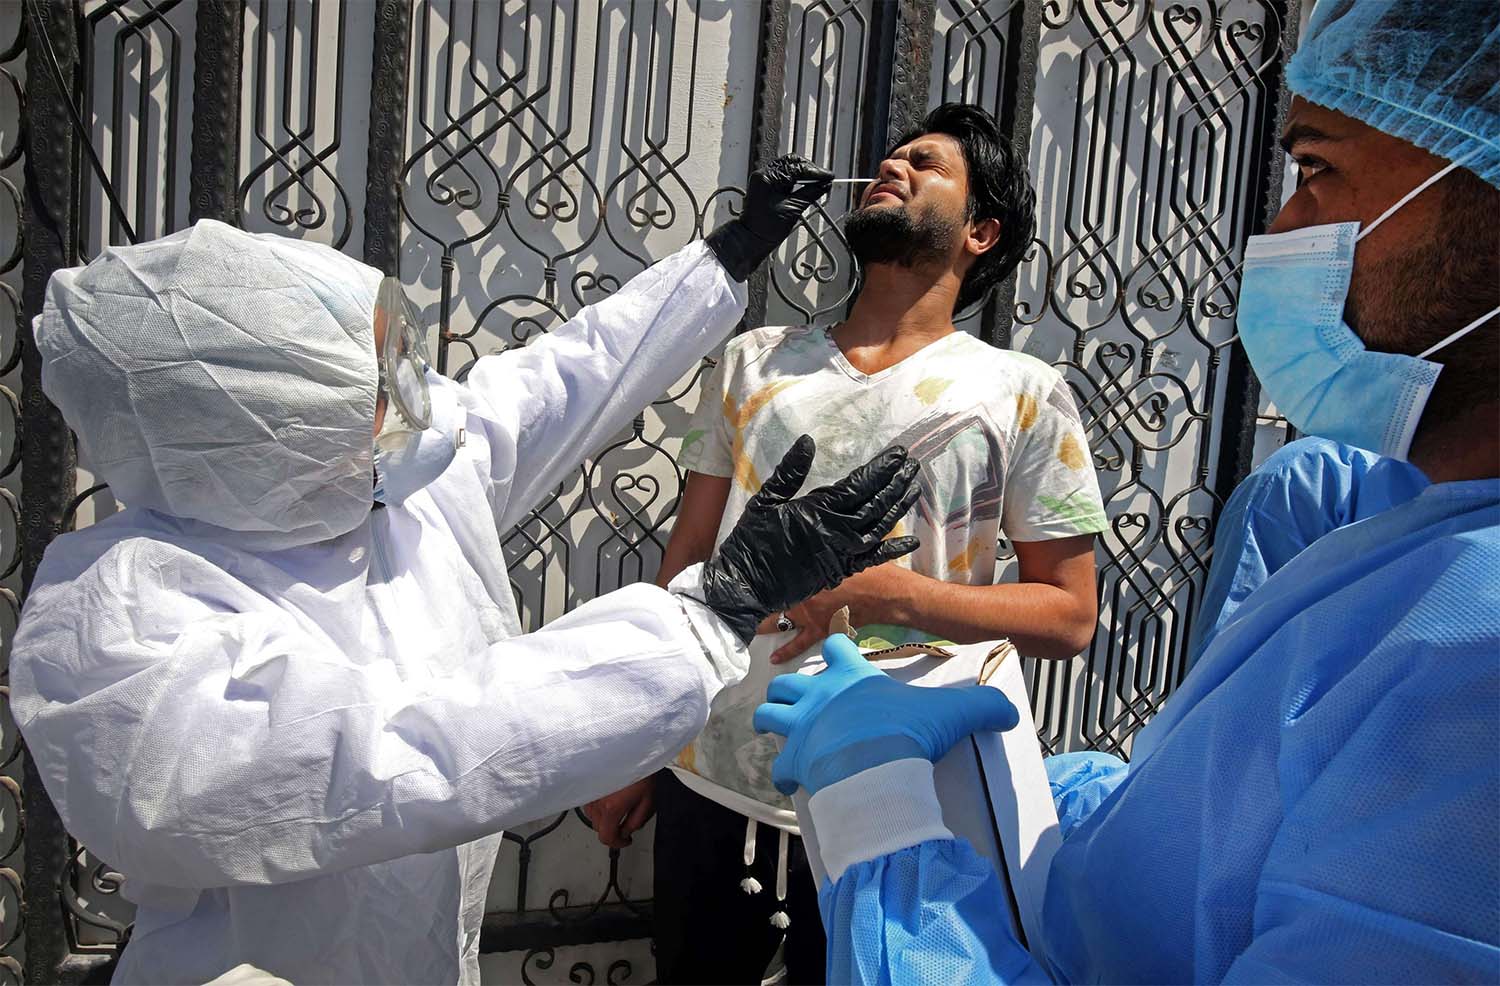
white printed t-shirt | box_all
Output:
[673,324,1107,826]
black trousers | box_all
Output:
[652,770,827,985]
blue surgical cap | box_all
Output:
[1286,0,1500,188]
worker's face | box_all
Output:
[1268,98,1498,357]
[846,133,997,269]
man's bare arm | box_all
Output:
[655,471,733,587]
[768,534,1098,662]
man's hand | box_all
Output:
[758,563,916,664]
[582,776,657,850]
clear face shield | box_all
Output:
[372,277,433,452]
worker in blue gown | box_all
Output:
[1048,436,1432,835]
[1187,437,1428,667]
[753,2,1500,982]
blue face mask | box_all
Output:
[1237,158,1498,460]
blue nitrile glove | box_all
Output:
[753,634,1022,796]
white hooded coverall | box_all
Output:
[10,221,751,984]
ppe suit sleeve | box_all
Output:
[1186,437,1427,670]
[12,546,744,890]
[805,760,1054,985]
[1220,634,1500,984]
[457,241,747,531]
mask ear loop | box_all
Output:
[1417,307,1500,359]
[1357,151,1477,241]
[1353,149,1497,360]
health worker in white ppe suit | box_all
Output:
[757,2,1500,984]
[10,156,926,986]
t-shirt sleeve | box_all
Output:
[678,349,734,478]
[1002,374,1108,541]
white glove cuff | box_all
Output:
[668,562,752,690]
[807,758,954,883]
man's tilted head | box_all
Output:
[845,103,1036,313]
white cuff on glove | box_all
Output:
[668,562,753,690]
[806,758,954,882]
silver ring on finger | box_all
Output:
[776,612,795,633]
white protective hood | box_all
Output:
[14,232,752,984]
[35,219,382,547]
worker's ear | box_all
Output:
[965,217,1001,258]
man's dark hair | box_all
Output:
[892,103,1037,313]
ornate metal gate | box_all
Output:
[0,0,1299,980]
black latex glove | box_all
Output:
[701,435,922,643]
[705,155,834,282]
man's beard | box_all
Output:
[1350,199,1495,355]
[1348,169,1499,440]
[843,202,960,268]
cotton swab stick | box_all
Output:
[796,177,875,186]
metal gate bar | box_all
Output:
[1210,1,1301,511]
[19,1,88,976]
[189,0,245,227]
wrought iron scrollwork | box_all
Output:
[59,841,128,953]
[760,1,872,324]
[932,0,1295,754]
[547,810,648,924]
[75,0,190,254]
[520,949,636,986]
[239,0,353,248]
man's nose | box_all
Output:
[876,158,906,183]
[1266,186,1317,234]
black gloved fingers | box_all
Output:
[861,472,922,539]
[712,156,834,281]
[850,456,921,527]
[854,535,922,573]
[852,480,917,551]
[750,435,816,508]
[818,445,912,511]
[787,172,834,208]
[760,154,834,193]
[878,535,922,563]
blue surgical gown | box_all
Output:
[1187,437,1428,670]
[816,478,1500,984]
[1049,438,1429,840]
